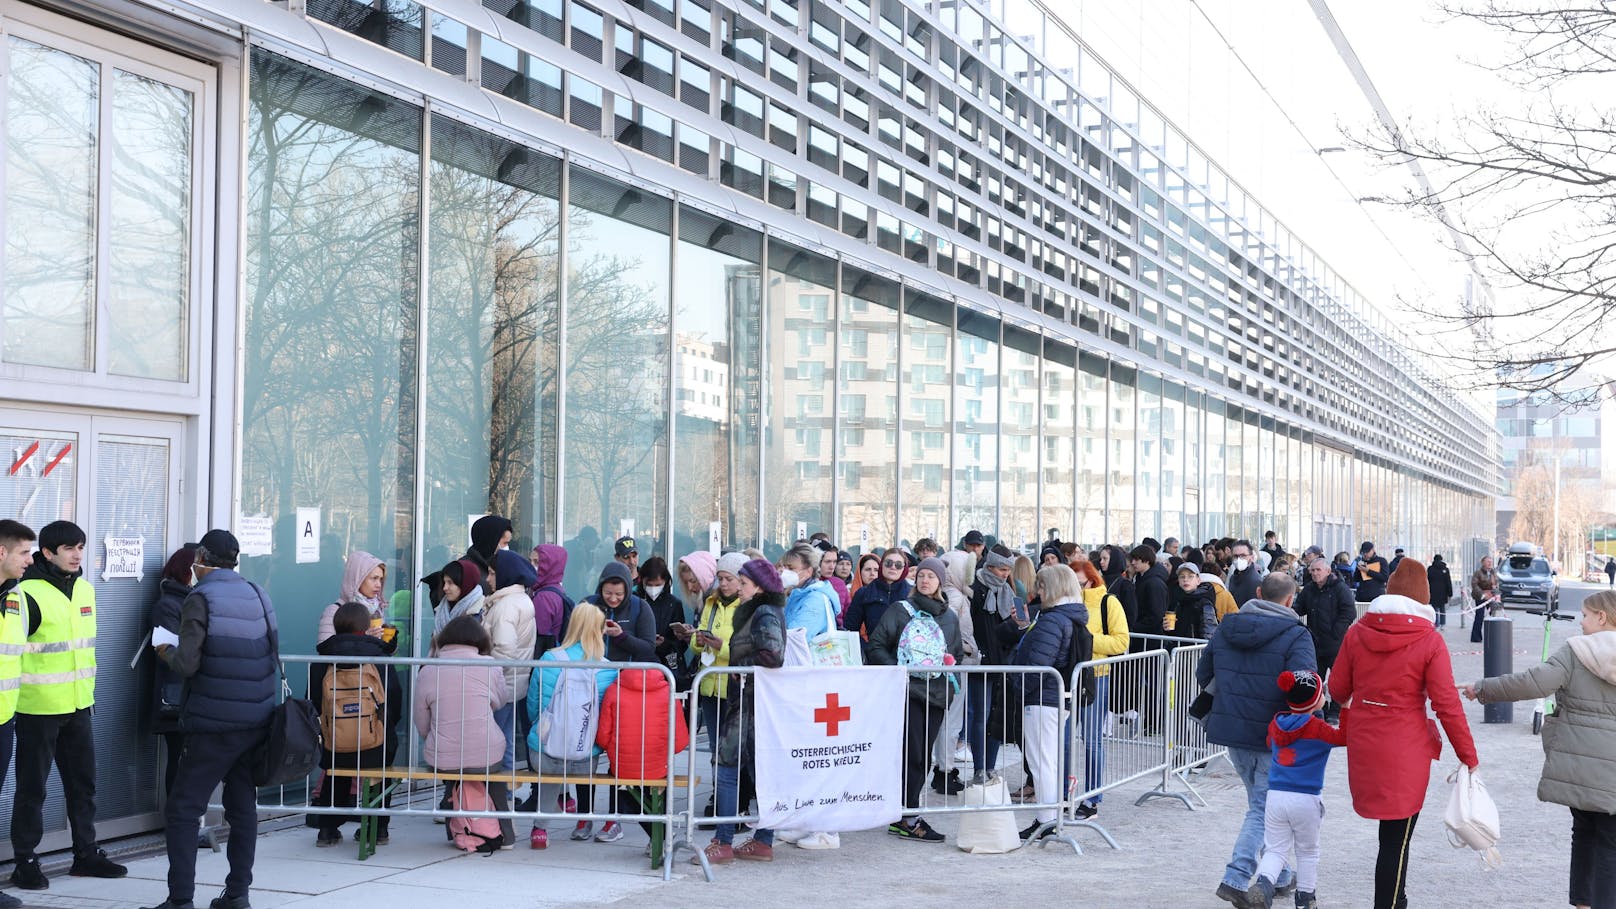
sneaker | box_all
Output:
[931,769,964,795]
[570,821,594,841]
[1246,876,1276,909]
[1294,892,1317,909]
[772,829,806,845]
[10,855,47,890]
[1273,873,1297,897]
[69,849,128,879]
[887,818,944,843]
[1215,882,1255,909]
[560,794,577,813]
[795,831,839,850]
[1018,820,1054,841]
[594,822,624,843]
[210,895,252,909]
[952,740,972,763]
[1074,801,1098,819]
[691,840,733,865]
[530,828,548,850]
[315,832,341,848]
[1008,783,1036,803]
[732,839,773,861]
[351,827,389,846]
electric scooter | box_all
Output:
[1526,600,1576,735]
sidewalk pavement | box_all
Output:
[36,608,1584,909]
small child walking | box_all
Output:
[1250,670,1345,909]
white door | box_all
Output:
[0,409,186,855]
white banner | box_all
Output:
[753,666,906,832]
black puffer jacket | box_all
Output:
[1133,563,1171,639]
[148,578,190,735]
[717,591,785,768]
[1293,573,1357,669]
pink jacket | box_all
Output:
[413,644,510,770]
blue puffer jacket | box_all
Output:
[1006,600,1089,708]
[1195,599,1317,751]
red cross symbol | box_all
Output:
[814,692,851,737]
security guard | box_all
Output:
[0,519,35,909]
[9,520,126,890]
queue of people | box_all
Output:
[0,510,1607,909]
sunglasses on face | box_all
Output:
[882,560,906,569]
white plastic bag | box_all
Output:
[1443,765,1502,869]
[955,776,1022,854]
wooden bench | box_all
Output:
[323,766,697,863]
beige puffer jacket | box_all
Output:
[471,584,537,700]
[1474,630,1616,813]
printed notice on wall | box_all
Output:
[619,518,635,541]
[238,514,273,558]
[708,521,722,556]
[102,537,144,582]
[796,521,808,542]
[296,507,321,564]
[859,524,870,552]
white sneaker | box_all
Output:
[952,741,972,763]
[774,829,807,845]
[795,831,840,850]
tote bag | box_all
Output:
[1444,765,1502,869]
[955,776,1021,854]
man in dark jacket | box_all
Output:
[1427,554,1455,628]
[1196,572,1316,907]
[1354,541,1390,603]
[1128,546,1170,639]
[151,530,278,909]
[586,562,657,663]
[1224,539,1263,607]
[1293,557,1357,721]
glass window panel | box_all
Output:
[838,267,899,553]
[1001,329,1039,551]
[108,69,193,380]
[241,52,420,655]
[1077,354,1106,544]
[1108,364,1136,544]
[307,0,426,60]
[763,239,835,540]
[1243,414,1260,539]
[4,37,98,370]
[1204,398,1225,539]
[1137,376,1161,540]
[953,309,998,543]
[1042,340,1075,541]
[424,116,561,567]
[563,167,671,577]
[902,292,951,544]
[1160,382,1184,541]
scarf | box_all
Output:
[976,567,1015,619]
[340,551,386,613]
[434,584,484,635]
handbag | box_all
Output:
[248,584,323,787]
[955,775,1022,853]
[1443,765,1502,869]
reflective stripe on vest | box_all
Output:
[0,591,22,723]
[14,580,96,715]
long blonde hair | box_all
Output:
[558,601,606,661]
[1011,554,1037,598]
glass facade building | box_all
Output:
[0,0,1495,848]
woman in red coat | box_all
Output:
[1329,558,1478,909]
[596,668,691,842]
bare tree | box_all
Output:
[1357,3,1616,401]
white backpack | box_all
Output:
[538,650,599,761]
[1443,765,1502,869]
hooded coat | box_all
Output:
[1196,599,1317,752]
[1472,630,1616,813]
[716,590,785,767]
[596,668,691,781]
[468,516,513,569]
[1329,593,1478,820]
[480,551,539,699]
[414,643,509,770]
[585,562,657,663]
[1004,599,1089,708]
[940,550,979,664]
[1225,562,1264,609]
[1293,571,1358,670]
[1171,580,1218,641]
[317,551,388,646]
[1426,556,1454,610]
[530,544,571,647]
[311,631,404,768]
[1133,562,1171,638]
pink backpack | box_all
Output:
[448,780,504,853]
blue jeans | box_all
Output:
[493,702,516,771]
[1225,746,1292,889]
[698,695,722,764]
[714,763,772,847]
[1074,674,1108,805]
[965,673,1001,775]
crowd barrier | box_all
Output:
[231,649,1227,881]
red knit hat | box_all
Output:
[1385,558,1429,605]
[1278,670,1326,713]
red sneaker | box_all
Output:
[529,828,548,850]
[691,840,734,865]
[733,839,774,862]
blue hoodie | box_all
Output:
[786,579,839,638]
[1267,711,1346,795]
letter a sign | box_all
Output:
[753,666,905,831]
[295,507,321,564]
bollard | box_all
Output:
[1483,615,1514,724]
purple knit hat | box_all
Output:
[738,558,783,595]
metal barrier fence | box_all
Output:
[238,648,1227,880]
[231,655,691,880]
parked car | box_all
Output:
[1497,541,1559,614]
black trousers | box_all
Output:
[1571,807,1616,909]
[11,708,97,857]
[161,731,184,796]
[902,696,946,814]
[165,728,266,904]
[1375,813,1419,909]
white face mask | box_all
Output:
[644,584,665,600]
[1233,557,1250,572]
[778,569,800,591]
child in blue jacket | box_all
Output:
[1249,670,1345,909]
